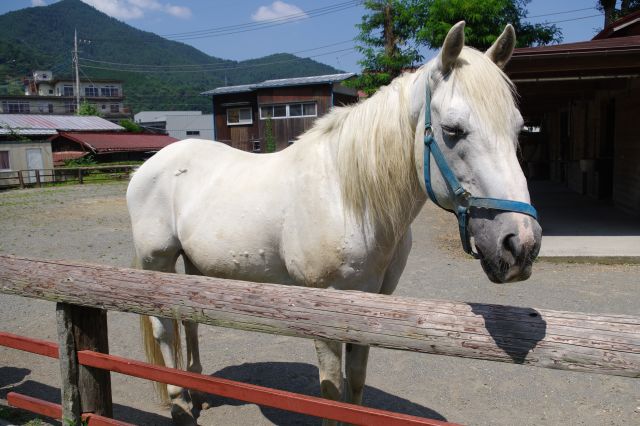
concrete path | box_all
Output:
[530,181,640,259]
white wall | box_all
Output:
[165,114,214,140]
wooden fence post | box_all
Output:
[35,170,41,188]
[78,169,83,184]
[56,303,82,425]
[17,170,24,189]
[56,303,113,419]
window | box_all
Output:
[110,104,120,113]
[186,130,200,136]
[2,101,30,113]
[101,85,119,97]
[0,151,10,170]
[48,89,53,95]
[63,85,74,96]
[227,107,253,125]
[85,86,99,97]
[260,102,317,119]
[252,140,261,152]
[65,100,76,113]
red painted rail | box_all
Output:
[7,392,130,426]
[0,331,459,426]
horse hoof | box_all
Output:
[171,403,197,426]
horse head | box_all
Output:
[414,22,542,283]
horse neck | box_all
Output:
[333,71,426,242]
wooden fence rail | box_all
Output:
[1,254,639,379]
[0,165,137,189]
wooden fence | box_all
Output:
[0,254,638,425]
[0,165,137,189]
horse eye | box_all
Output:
[441,125,465,138]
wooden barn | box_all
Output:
[202,73,358,152]
[506,11,640,216]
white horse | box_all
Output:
[127,22,542,425]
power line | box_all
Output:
[545,14,603,24]
[161,1,362,41]
[78,39,354,70]
[79,47,356,74]
[525,7,598,19]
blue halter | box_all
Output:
[423,86,538,258]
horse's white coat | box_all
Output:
[127,22,541,425]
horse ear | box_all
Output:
[485,24,516,69]
[439,21,465,74]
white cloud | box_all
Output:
[251,1,308,22]
[81,0,191,20]
[31,0,47,6]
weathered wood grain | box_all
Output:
[1,254,638,378]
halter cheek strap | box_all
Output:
[423,86,538,258]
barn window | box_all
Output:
[0,151,10,170]
[227,107,253,125]
[62,85,74,96]
[110,104,120,113]
[2,101,30,113]
[186,130,200,136]
[260,102,317,119]
[101,85,119,97]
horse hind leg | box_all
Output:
[345,343,370,406]
[135,245,196,425]
[182,256,209,413]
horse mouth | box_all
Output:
[476,247,534,283]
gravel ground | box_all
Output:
[0,182,639,426]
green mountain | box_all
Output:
[0,0,342,114]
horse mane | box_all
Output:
[300,46,517,242]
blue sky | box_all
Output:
[0,1,612,73]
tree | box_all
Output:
[77,101,100,116]
[346,0,424,95]
[119,119,143,133]
[597,0,640,27]
[415,0,562,50]
[349,0,562,95]
[264,117,277,153]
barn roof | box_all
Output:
[506,35,640,80]
[53,132,178,154]
[0,114,123,135]
[202,73,356,96]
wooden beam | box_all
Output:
[0,254,638,378]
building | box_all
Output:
[0,114,123,186]
[50,132,178,164]
[202,73,358,152]
[134,111,214,140]
[505,11,640,216]
[0,70,129,121]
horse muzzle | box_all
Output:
[471,212,542,283]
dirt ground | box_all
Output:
[0,182,639,426]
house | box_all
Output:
[134,111,214,140]
[505,10,640,216]
[49,132,178,164]
[0,70,129,122]
[202,73,358,152]
[0,114,123,186]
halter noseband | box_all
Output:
[423,86,538,258]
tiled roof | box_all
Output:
[0,114,124,135]
[201,73,356,96]
[55,132,178,153]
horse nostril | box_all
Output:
[502,233,518,258]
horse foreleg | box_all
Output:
[345,343,369,406]
[314,339,343,426]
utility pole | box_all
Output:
[73,29,80,112]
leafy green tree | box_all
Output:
[264,117,276,153]
[415,0,562,50]
[77,101,99,116]
[349,0,562,94]
[347,0,424,96]
[119,119,143,133]
[597,0,640,27]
